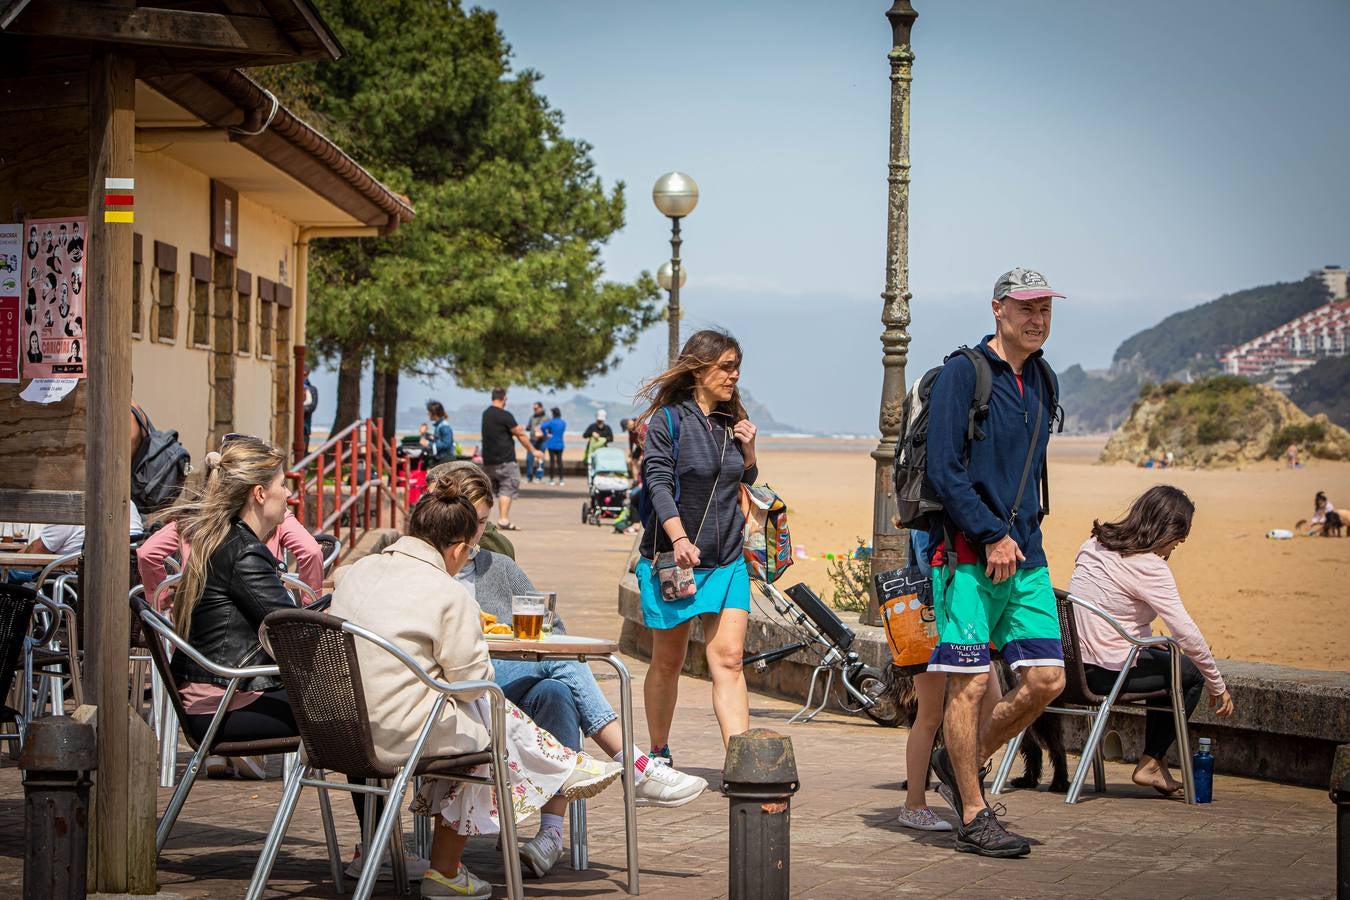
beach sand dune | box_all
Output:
[755,436,1350,672]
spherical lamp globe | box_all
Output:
[657,261,688,292]
[652,172,699,219]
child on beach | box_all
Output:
[1296,491,1340,537]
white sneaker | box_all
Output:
[518,830,565,878]
[634,760,707,808]
[203,754,232,778]
[229,755,267,780]
[345,840,431,881]
[420,864,491,898]
[561,753,623,801]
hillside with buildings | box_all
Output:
[1059,267,1344,432]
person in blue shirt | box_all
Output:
[923,267,1068,859]
[421,400,455,466]
[541,407,566,485]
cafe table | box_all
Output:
[0,552,69,576]
[485,633,639,894]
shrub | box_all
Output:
[1268,422,1328,458]
[825,538,871,613]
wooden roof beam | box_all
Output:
[7,3,303,57]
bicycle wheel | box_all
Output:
[841,664,904,727]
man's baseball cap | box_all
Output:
[993,267,1064,301]
[596,409,607,421]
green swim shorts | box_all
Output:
[927,564,1063,674]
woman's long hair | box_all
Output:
[408,470,479,551]
[635,328,747,423]
[172,436,287,637]
[1091,485,1195,557]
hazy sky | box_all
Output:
[318,0,1350,434]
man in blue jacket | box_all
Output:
[925,267,1067,858]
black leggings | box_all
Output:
[1084,648,1204,760]
[181,688,384,833]
[548,449,564,481]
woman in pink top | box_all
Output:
[1068,485,1235,796]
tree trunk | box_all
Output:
[331,346,364,435]
[382,367,400,441]
[370,355,387,425]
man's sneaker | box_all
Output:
[895,805,953,832]
[518,830,565,878]
[649,744,674,767]
[635,760,707,808]
[954,807,1030,858]
[561,753,623,801]
[345,841,431,881]
[420,864,491,898]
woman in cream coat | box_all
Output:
[332,476,621,898]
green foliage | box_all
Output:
[1139,376,1260,450]
[1288,356,1350,429]
[252,0,661,388]
[825,538,871,613]
[1113,276,1330,378]
[1268,422,1328,458]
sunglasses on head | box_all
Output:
[221,432,255,447]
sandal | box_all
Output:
[498,521,520,531]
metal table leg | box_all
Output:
[602,653,639,895]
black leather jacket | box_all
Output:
[170,518,296,693]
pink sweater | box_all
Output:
[1067,537,1226,697]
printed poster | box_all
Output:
[21,215,88,379]
[0,224,18,382]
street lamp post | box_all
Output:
[867,1,918,626]
[652,172,699,365]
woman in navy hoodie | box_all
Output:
[635,329,759,765]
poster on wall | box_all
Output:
[21,215,87,379]
[0,224,19,382]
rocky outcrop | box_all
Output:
[1101,377,1350,467]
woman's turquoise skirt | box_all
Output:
[636,556,751,630]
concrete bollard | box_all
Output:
[1332,744,1350,900]
[721,728,800,900]
[19,715,97,900]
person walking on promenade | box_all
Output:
[581,409,615,461]
[636,329,759,763]
[480,388,535,530]
[541,407,566,486]
[525,401,547,483]
[924,267,1067,858]
[1069,485,1235,796]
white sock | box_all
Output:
[613,747,652,782]
[538,812,564,842]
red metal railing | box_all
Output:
[285,418,411,563]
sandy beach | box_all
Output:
[755,435,1350,672]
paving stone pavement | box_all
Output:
[0,478,1337,897]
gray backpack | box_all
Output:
[131,406,192,513]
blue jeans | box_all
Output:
[494,659,617,743]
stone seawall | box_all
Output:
[618,572,1350,789]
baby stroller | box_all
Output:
[582,445,630,525]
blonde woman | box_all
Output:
[635,329,758,763]
[331,475,623,898]
[168,437,301,754]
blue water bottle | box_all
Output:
[1192,737,1214,803]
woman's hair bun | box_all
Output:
[428,475,463,503]
[204,450,223,471]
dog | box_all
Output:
[891,662,1070,794]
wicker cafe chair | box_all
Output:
[245,609,524,900]
[990,588,1196,805]
[0,584,38,750]
[130,595,317,854]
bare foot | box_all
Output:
[1132,756,1182,796]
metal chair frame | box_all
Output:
[990,590,1196,805]
[134,601,318,853]
[246,612,523,900]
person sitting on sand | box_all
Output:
[1067,485,1234,795]
[1296,491,1340,537]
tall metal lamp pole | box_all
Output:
[867,1,918,626]
[652,172,699,365]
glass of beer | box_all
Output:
[512,593,547,641]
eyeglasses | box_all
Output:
[716,360,741,373]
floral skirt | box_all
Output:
[409,697,575,836]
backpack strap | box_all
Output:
[952,347,993,444]
[130,404,152,466]
[1032,356,1061,518]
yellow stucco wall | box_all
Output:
[130,151,298,462]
